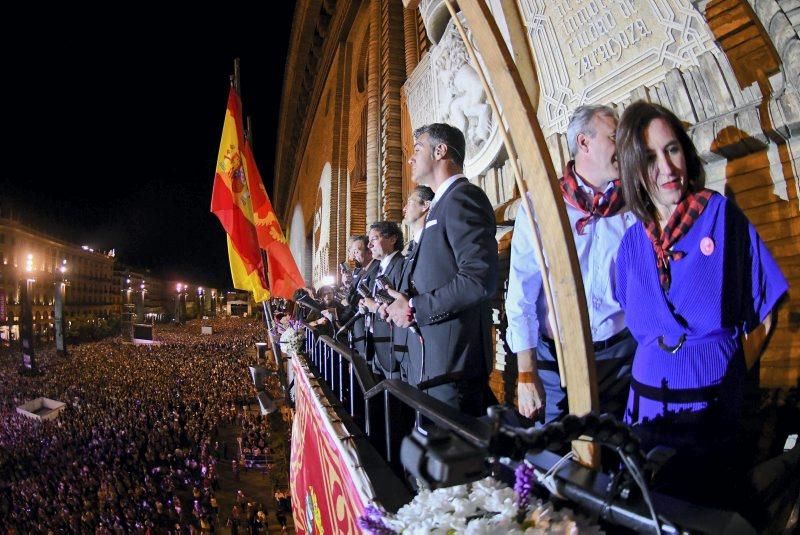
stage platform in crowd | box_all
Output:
[16,397,66,421]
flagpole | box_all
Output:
[231,59,273,334]
[232,60,290,401]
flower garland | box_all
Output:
[359,476,603,534]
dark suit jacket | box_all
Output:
[370,251,406,375]
[342,260,379,358]
[400,176,498,386]
[393,243,417,375]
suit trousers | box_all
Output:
[535,331,635,426]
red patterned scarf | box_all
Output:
[560,162,625,235]
[644,189,714,292]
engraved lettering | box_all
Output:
[634,18,651,38]
[576,18,652,79]
[615,0,637,18]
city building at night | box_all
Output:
[0,217,224,344]
[0,217,115,343]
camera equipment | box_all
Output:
[295,291,324,314]
[398,407,755,534]
[375,274,392,291]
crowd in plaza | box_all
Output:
[0,318,291,533]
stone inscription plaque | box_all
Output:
[519,0,718,135]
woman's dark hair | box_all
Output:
[616,101,705,223]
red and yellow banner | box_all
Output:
[290,356,366,533]
[211,87,304,301]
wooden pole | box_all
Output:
[450,0,599,467]
[442,0,566,389]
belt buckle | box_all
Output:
[658,333,686,354]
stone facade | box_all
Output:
[274,0,799,389]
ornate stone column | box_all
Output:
[403,5,420,77]
[366,0,381,225]
[380,0,406,222]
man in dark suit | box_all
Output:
[386,123,498,416]
[340,235,379,358]
[392,185,433,383]
[360,221,405,378]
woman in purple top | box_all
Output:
[614,102,788,470]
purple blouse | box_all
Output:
[615,193,788,425]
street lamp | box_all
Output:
[197,287,205,318]
[175,283,186,324]
[136,281,146,324]
[54,259,68,356]
[20,254,37,373]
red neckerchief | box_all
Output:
[559,161,625,235]
[644,189,714,292]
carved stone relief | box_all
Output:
[404,53,436,134]
[404,15,504,178]
[737,0,800,206]
[511,0,800,205]
[408,0,799,209]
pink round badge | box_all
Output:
[700,237,715,256]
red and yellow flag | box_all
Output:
[211,88,269,302]
[242,139,305,299]
[211,87,304,301]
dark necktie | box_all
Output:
[405,240,416,258]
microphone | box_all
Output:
[373,275,420,336]
[356,280,371,299]
[334,281,373,338]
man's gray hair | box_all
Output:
[565,104,618,158]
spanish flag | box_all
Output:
[211,87,304,301]
[211,88,269,302]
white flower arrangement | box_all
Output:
[360,477,603,534]
[279,320,305,354]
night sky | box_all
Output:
[1,5,296,289]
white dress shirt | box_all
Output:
[408,174,463,311]
[505,177,637,353]
[378,250,400,275]
[430,173,465,208]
